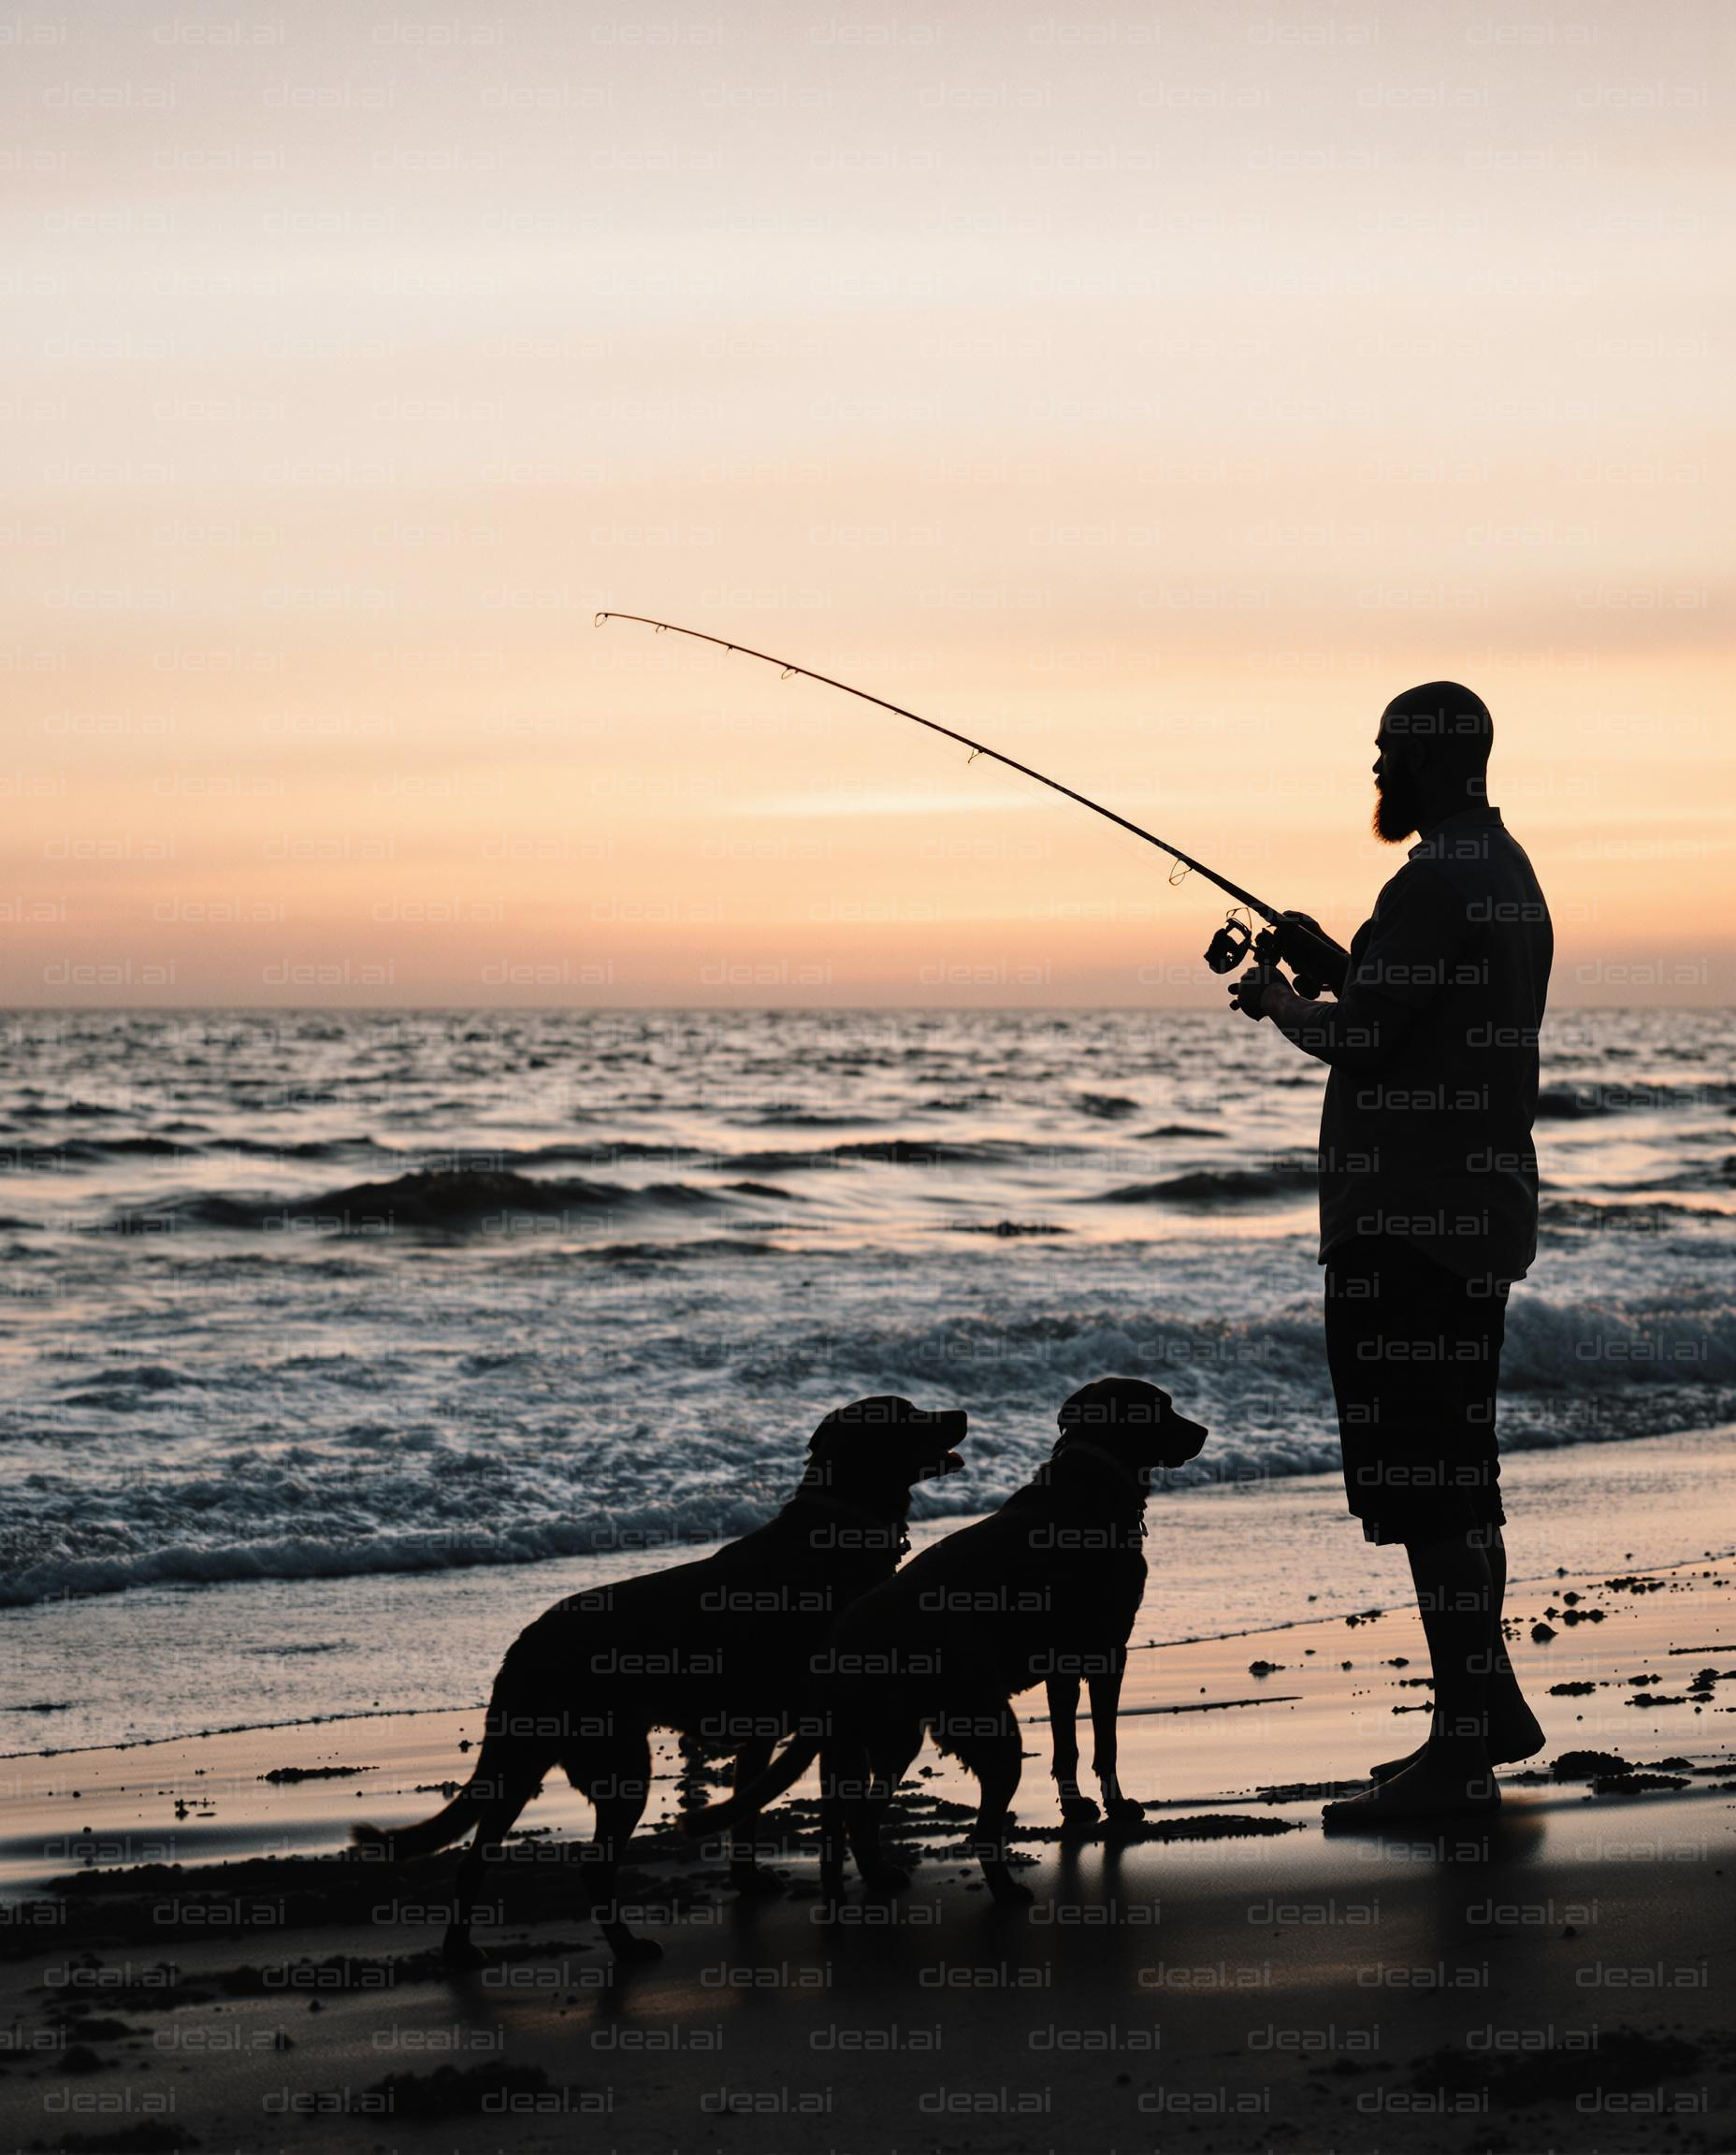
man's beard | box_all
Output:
[1372,773,1422,844]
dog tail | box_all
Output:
[352,1777,485,1861]
[683,1733,821,1837]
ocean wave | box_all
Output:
[7,1100,120,1120]
[1541,1197,1728,1233]
[1074,1092,1141,1120]
[727,1135,1094,1175]
[721,1290,1736,1428]
[7,1132,368,1166]
[947,1222,1071,1237]
[0,1507,786,1607]
[57,1364,202,1408]
[83,1135,200,1158]
[220,1135,380,1161]
[527,1139,708,1164]
[1095,1165,1317,1207]
[1537,1079,1736,1119]
[6,1280,1735,1606]
[2,1137,186,1169]
[833,1137,1034,1165]
[1538,1084,1621,1120]
[1644,1158,1736,1193]
[114,1167,733,1234]
[1501,1294,1736,1390]
[13,1399,1735,1613]
[727,1138,987,1173]
[64,1362,197,1390]
[222,1136,711,1172]
[734,1109,889,1128]
[557,1237,788,1265]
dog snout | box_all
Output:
[902,1406,966,1439]
[904,1405,973,1473]
[1163,1412,1208,1464]
[910,1407,967,1474]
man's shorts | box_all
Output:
[1323,1235,1512,1547]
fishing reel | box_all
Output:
[1204,911,1326,1005]
[1203,916,1256,976]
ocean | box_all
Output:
[2,1005,1732,1752]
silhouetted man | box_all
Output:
[1232,682,1552,1821]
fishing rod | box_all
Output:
[595,610,1349,1003]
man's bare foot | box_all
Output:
[1368,1694,1544,1783]
[1324,1742,1501,1830]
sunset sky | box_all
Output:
[5,0,1729,1005]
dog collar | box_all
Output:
[1060,1441,1152,1504]
[790,1490,911,1556]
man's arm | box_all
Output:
[1256,974,1415,1068]
[1241,861,1464,1070]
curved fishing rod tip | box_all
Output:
[593,611,608,626]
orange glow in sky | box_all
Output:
[4,2,1729,1005]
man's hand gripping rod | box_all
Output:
[595,612,1350,1013]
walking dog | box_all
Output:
[353,1396,966,1962]
[694,1378,1207,1904]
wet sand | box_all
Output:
[3,1551,1733,2151]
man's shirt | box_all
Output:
[1279,806,1553,1283]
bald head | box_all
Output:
[1373,681,1493,842]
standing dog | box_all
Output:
[353,1396,966,1962]
[694,1379,1207,1905]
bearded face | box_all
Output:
[1372,739,1424,844]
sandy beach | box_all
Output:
[5,1518,1732,2153]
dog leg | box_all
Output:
[583,1740,661,1963]
[1088,1664,1144,1828]
[727,1739,783,1897]
[955,1705,1033,1906]
[444,1762,542,1970]
[846,1725,921,1897]
[1046,1673,1100,1829]
[817,1743,854,1900]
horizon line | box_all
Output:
[1,1002,1728,1018]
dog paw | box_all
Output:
[1059,1795,1102,1830]
[987,1875,1036,1907]
[861,1862,910,1898]
[440,1930,487,1972]
[1103,1796,1147,1829]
